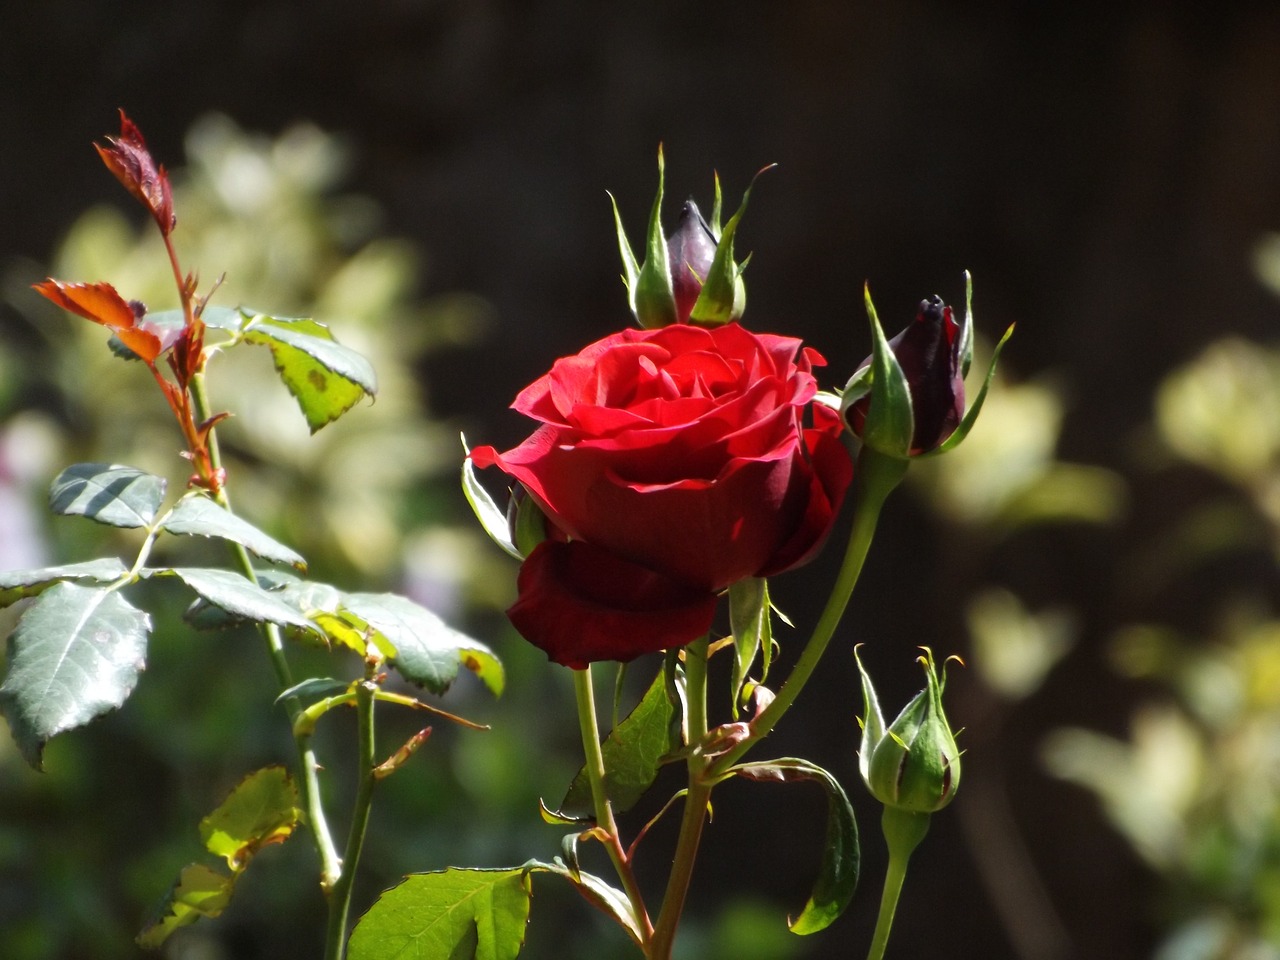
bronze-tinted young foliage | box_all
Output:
[95,109,175,235]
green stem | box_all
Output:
[707,449,907,781]
[649,636,711,960]
[324,677,378,960]
[866,808,931,960]
[573,666,654,944]
[188,370,342,888]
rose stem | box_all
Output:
[866,808,931,960]
[188,371,342,888]
[706,447,908,781]
[324,672,378,960]
[572,665,654,944]
[649,634,711,960]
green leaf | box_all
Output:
[348,868,532,960]
[734,758,859,935]
[136,863,234,949]
[341,592,504,696]
[240,312,377,432]
[728,577,771,717]
[461,435,521,560]
[199,766,302,870]
[0,558,129,608]
[275,676,351,707]
[160,494,306,570]
[49,463,166,528]
[560,668,676,818]
[199,305,247,331]
[0,582,149,769]
[151,567,318,634]
[527,859,646,947]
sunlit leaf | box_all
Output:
[49,463,166,528]
[136,863,233,949]
[0,558,129,608]
[199,766,302,870]
[240,312,377,432]
[734,758,859,934]
[348,868,531,960]
[341,592,504,696]
[0,582,149,769]
[461,436,521,560]
[151,567,318,634]
[33,279,163,362]
[161,494,306,570]
[560,669,676,818]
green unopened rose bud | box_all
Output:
[857,647,962,813]
[611,147,766,329]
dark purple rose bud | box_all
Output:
[667,200,718,325]
[846,296,964,456]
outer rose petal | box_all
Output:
[508,541,719,668]
[756,403,854,576]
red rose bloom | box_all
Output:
[471,322,853,668]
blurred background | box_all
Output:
[3,2,1280,958]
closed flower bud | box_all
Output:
[844,296,963,456]
[612,148,764,329]
[667,200,721,325]
[857,648,961,814]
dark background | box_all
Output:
[4,3,1280,959]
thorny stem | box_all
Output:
[324,672,378,960]
[187,371,342,889]
[649,635,711,960]
[573,666,654,946]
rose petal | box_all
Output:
[508,540,719,667]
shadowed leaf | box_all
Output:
[734,758,859,934]
[136,863,233,949]
[560,669,676,818]
[49,463,166,528]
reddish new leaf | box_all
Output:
[34,279,163,363]
[94,110,175,235]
